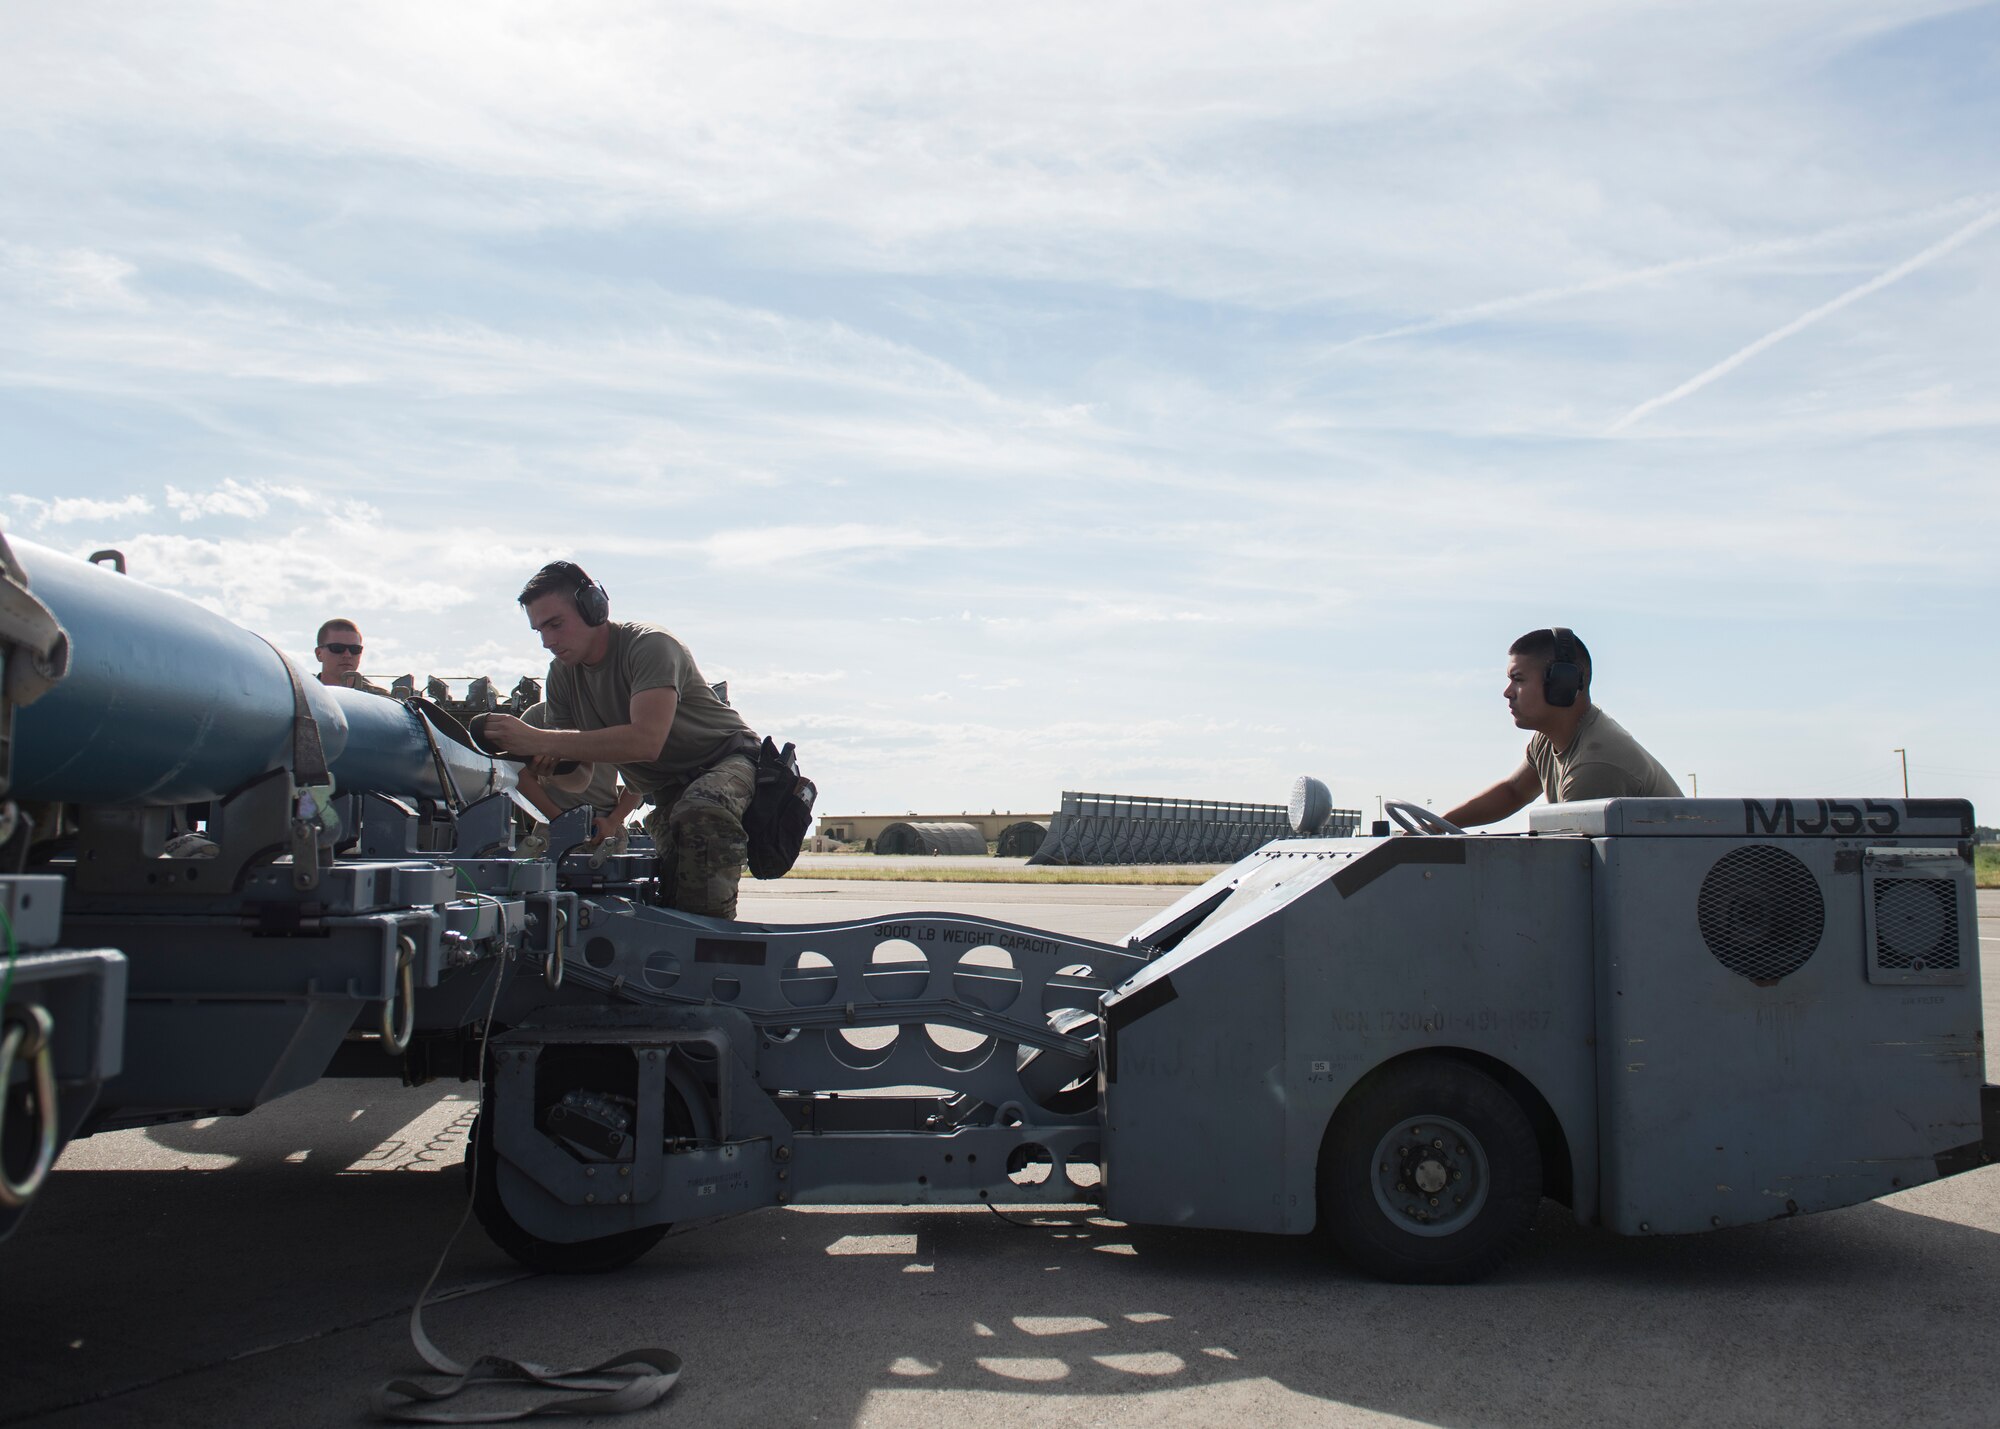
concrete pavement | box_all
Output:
[1,885,1995,1427]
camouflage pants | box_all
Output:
[642,753,756,920]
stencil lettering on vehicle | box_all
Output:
[1327,1008,1553,1034]
[1743,798,1898,836]
[874,924,1059,956]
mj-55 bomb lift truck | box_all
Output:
[2,536,1995,1282]
[459,792,1998,1283]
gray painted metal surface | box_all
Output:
[1,535,128,1240]
[0,879,125,1243]
[1105,800,1986,1242]
[1535,796,1985,1233]
[466,802,1988,1264]
[480,900,1147,1240]
[1105,837,1598,1233]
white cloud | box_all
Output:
[8,493,155,526]
[165,479,273,521]
[740,668,848,690]
[101,530,471,625]
[1,2,1996,820]
[698,523,980,569]
[0,242,142,310]
[0,1,1969,308]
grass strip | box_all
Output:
[796,851,2000,889]
[784,864,1224,886]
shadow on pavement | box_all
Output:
[581,1188,2000,1428]
[8,1099,1999,1428]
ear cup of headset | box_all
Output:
[1543,626,1582,708]
[574,579,610,627]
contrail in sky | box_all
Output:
[1321,193,1995,356]
[1609,204,2000,433]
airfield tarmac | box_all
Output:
[2,884,1997,1428]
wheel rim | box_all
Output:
[1368,1113,1490,1238]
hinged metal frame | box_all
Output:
[482,903,1150,1240]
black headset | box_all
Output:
[1544,626,1584,708]
[539,560,610,627]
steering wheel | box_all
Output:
[1383,800,1467,837]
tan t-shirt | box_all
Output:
[545,622,755,796]
[1525,705,1682,803]
[323,670,390,696]
[522,702,621,815]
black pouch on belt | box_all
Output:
[742,737,817,879]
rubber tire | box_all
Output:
[1318,1058,1541,1284]
[467,1107,670,1274]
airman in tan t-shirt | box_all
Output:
[1524,705,1681,804]
[1444,629,1680,829]
[475,561,763,919]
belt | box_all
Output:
[643,733,759,804]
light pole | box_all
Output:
[1893,748,1909,798]
[1687,773,1697,796]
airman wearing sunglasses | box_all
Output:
[313,619,388,694]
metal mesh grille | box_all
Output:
[1873,877,1960,972]
[1696,844,1824,982]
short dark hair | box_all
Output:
[518,560,592,609]
[316,618,359,647]
[1509,628,1592,693]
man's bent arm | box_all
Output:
[516,768,565,822]
[1443,762,1540,828]
[481,688,678,764]
[589,784,644,846]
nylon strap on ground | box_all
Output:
[255,634,330,786]
[368,904,680,1423]
[370,1300,681,1424]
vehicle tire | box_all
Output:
[467,1104,670,1275]
[1317,1057,1542,1284]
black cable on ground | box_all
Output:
[368,889,682,1423]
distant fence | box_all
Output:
[1028,790,1360,866]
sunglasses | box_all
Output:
[321,642,363,655]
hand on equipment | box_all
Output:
[473,712,535,755]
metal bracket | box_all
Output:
[545,804,596,869]
[452,793,517,860]
[74,768,300,896]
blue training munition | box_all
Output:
[7,538,512,808]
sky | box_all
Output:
[2,1,1997,824]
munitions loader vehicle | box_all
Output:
[2,536,1994,1281]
